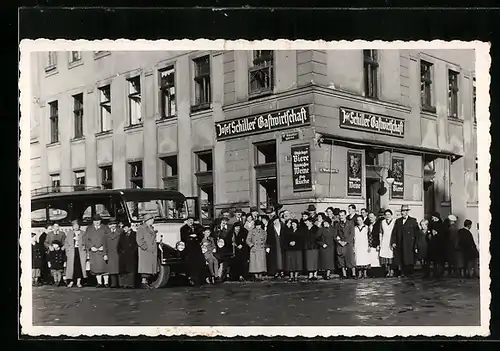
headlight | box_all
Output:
[176,241,186,251]
[217,238,225,248]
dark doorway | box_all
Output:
[366,178,381,214]
[424,181,436,217]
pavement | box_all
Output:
[31,276,480,326]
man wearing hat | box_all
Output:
[390,205,419,277]
[346,204,357,223]
[213,215,232,282]
[106,218,122,288]
[136,213,158,288]
[228,207,244,230]
[180,217,207,286]
[84,214,111,287]
[307,204,317,218]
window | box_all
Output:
[129,161,143,189]
[473,77,476,123]
[100,166,113,189]
[94,51,110,59]
[420,60,434,111]
[127,76,142,125]
[159,66,176,119]
[363,50,379,98]
[249,50,274,96]
[161,156,178,190]
[73,93,84,138]
[69,51,81,63]
[74,170,86,191]
[50,174,60,192]
[254,141,278,210]
[448,70,459,118]
[476,157,478,182]
[195,151,214,224]
[45,52,57,72]
[192,55,211,111]
[98,85,112,132]
[49,101,59,143]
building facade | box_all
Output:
[29,49,479,241]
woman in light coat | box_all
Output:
[136,214,158,288]
[64,220,87,287]
[246,220,267,280]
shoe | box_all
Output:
[239,276,245,282]
[95,284,103,288]
[140,283,150,289]
[67,281,74,288]
[104,284,110,288]
[76,283,82,288]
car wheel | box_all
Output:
[150,259,171,289]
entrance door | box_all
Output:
[424,181,435,217]
[366,178,381,214]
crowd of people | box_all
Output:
[31,203,480,289]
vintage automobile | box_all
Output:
[30,186,209,288]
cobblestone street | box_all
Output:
[32,277,480,326]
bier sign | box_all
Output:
[347,150,362,196]
[215,106,310,141]
[291,144,312,192]
[339,107,405,138]
[391,158,405,199]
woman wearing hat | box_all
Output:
[136,213,158,288]
[246,219,267,280]
[317,216,336,279]
[230,222,249,281]
[303,216,320,280]
[64,219,87,288]
[117,222,138,288]
[84,214,110,288]
[428,212,445,277]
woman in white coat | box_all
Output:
[379,209,396,277]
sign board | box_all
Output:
[339,107,405,138]
[319,167,339,174]
[347,150,362,196]
[391,157,405,199]
[291,144,312,192]
[281,131,300,142]
[215,106,310,141]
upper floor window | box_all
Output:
[420,60,435,112]
[363,50,379,98]
[192,55,211,112]
[73,93,84,139]
[159,66,176,119]
[161,155,178,191]
[50,174,61,192]
[129,161,143,189]
[196,151,213,173]
[473,77,477,124]
[100,165,113,190]
[49,100,59,143]
[249,50,274,97]
[74,170,86,191]
[127,76,142,126]
[94,51,110,59]
[45,52,57,72]
[448,70,460,118]
[69,51,81,63]
[98,85,112,132]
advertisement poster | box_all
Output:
[347,150,362,196]
[391,158,405,199]
[291,144,312,192]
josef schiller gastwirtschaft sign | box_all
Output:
[339,107,405,138]
[215,106,310,141]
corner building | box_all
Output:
[30,49,479,242]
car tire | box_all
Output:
[150,260,171,289]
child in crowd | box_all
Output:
[47,240,66,286]
[201,226,218,284]
[31,232,43,286]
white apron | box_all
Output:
[379,219,395,259]
[354,225,371,266]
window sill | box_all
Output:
[94,51,111,60]
[46,141,60,148]
[124,124,143,132]
[421,105,436,114]
[248,89,274,101]
[155,116,178,125]
[190,106,213,118]
[95,130,113,138]
[71,137,85,143]
[421,110,437,120]
[44,67,58,77]
[190,103,211,114]
[447,116,464,125]
[68,60,84,70]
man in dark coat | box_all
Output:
[457,219,479,278]
[346,204,357,223]
[212,216,233,282]
[335,210,355,278]
[266,213,286,278]
[106,218,123,288]
[390,205,419,277]
[117,223,138,288]
[181,217,207,286]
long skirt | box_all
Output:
[318,246,335,270]
[305,249,319,271]
[249,248,266,273]
[72,249,83,280]
[285,250,303,272]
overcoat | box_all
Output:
[180,223,207,282]
[317,226,336,270]
[457,228,479,262]
[266,218,285,275]
[246,227,267,273]
[44,230,67,249]
[32,240,44,269]
[84,224,110,274]
[415,229,429,261]
[105,227,122,274]
[136,223,158,275]
[335,220,355,268]
[213,224,234,261]
[232,227,250,276]
[64,229,87,279]
[428,219,445,263]
[118,230,138,273]
[390,216,419,266]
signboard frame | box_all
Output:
[291,143,313,193]
[339,107,405,138]
[347,150,363,197]
[390,157,405,199]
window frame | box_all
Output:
[159,65,177,119]
[50,173,61,193]
[127,75,142,126]
[160,155,179,191]
[69,51,82,64]
[363,49,379,99]
[98,84,112,132]
[45,51,57,72]
[473,76,477,124]
[48,100,59,144]
[72,93,84,139]
[94,51,111,60]
[448,69,460,119]
[191,55,212,112]
[249,50,274,98]
[128,161,144,189]
[100,165,113,190]
[74,170,86,191]
[420,60,436,113]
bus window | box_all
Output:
[72,196,122,225]
[125,198,187,221]
[47,201,71,225]
[31,208,47,224]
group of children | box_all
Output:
[31,234,67,286]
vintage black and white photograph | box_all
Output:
[19,40,490,337]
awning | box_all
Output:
[319,133,463,160]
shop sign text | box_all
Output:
[339,107,405,138]
[347,150,362,196]
[291,144,312,192]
